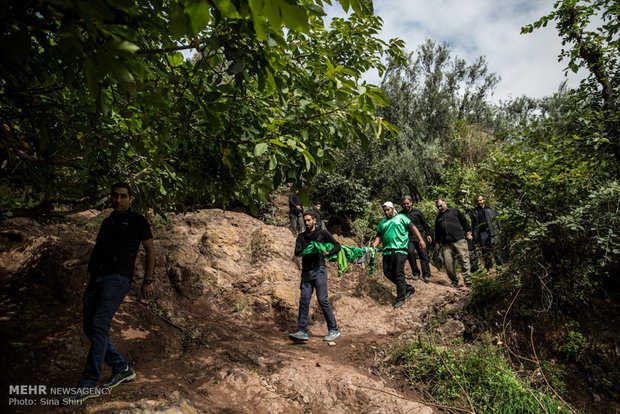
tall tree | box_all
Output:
[334,40,499,203]
[0,0,404,216]
[522,0,619,158]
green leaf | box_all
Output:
[212,0,241,18]
[186,0,213,35]
[280,1,309,33]
[264,0,283,31]
[110,60,136,96]
[303,153,311,171]
[249,0,265,17]
[254,142,268,156]
[569,60,579,73]
[252,16,269,41]
[167,51,184,66]
[114,40,140,54]
[169,3,191,38]
[350,0,373,15]
[269,154,277,170]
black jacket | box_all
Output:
[471,205,499,241]
[434,207,471,244]
[294,228,340,272]
[399,208,431,240]
[288,192,302,215]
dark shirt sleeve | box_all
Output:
[136,214,153,241]
[322,230,341,257]
[434,217,442,244]
[294,234,305,257]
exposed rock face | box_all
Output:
[0,209,469,413]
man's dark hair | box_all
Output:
[302,210,316,219]
[402,195,413,202]
[111,182,133,197]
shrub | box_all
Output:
[388,336,574,413]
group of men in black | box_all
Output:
[287,191,503,342]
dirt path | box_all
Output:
[0,211,471,413]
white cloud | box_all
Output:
[326,0,585,102]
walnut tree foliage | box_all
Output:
[0,0,405,216]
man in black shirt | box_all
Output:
[288,191,304,235]
[434,199,473,287]
[63,182,155,403]
[289,211,341,342]
[400,196,433,283]
[471,195,503,270]
[313,201,323,230]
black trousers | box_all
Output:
[382,252,411,301]
[406,240,431,278]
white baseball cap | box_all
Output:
[382,201,394,208]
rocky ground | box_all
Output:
[0,208,473,414]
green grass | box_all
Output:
[388,336,575,413]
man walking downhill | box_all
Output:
[289,211,341,342]
[312,201,323,230]
[373,201,427,308]
[434,199,472,287]
[399,195,433,283]
[471,195,503,270]
[63,182,155,403]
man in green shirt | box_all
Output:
[372,201,427,308]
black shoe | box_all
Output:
[450,281,459,288]
[405,286,415,298]
[102,366,136,389]
[393,299,405,309]
[422,276,430,283]
[412,274,420,281]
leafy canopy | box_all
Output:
[0,0,405,216]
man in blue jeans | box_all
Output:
[289,211,341,342]
[63,182,155,403]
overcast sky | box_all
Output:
[325,0,585,103]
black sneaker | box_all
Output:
[102,366,136,389]
[450,281,459,288]
[393,299,405,309]
[423,276,430,283]
[405,286,415,298]
[412,274,420,281]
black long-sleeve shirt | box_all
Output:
[288,192,302,214]
[294,228,341,272]
[434,207,471,244]
[399,208,431,239]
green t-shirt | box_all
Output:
[376,214,411,255]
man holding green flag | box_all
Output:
[373,201,427,308]
[289,211,341,342]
